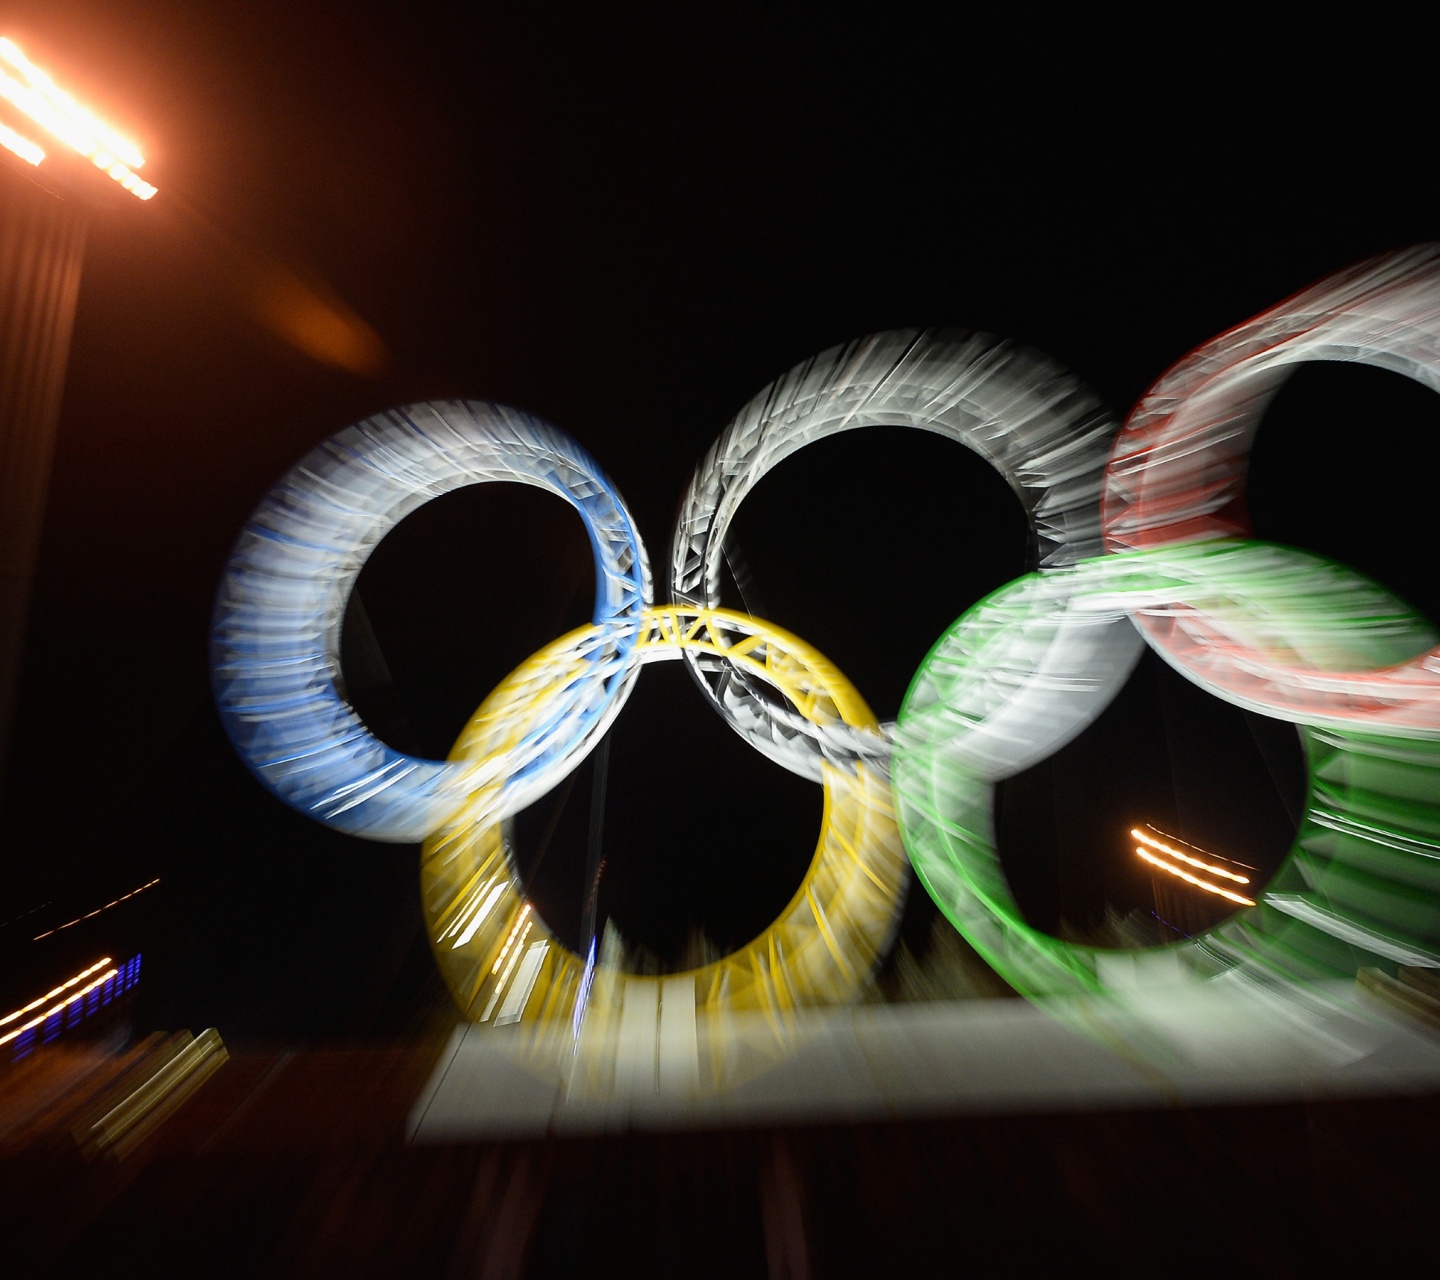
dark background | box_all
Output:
[1,3,1437,1039]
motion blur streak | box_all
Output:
[0,38,145,166]
[212,402,646,842]
[0,957,112,1028]
[448,879,505,948]
[411,983,1440,1138]
[32,877,160,939]
[0,119,42,164]
[490,905,532,975]
[0,182,86,786]
[245,261,389,377]
[896,248,1440,1012]
[218,253,1440,1099]
[420,605,906,1063]
[142,206,390,378]
[1132,828,1250,884]
[0,967,119,1047]
[77,1029,229,1160]
[0,37,156,199]
[1135,848,1256,906]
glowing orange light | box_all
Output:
[0,960,118,1045]
[1136,847,1256,906]
[0,38,144,166]
[0,118,42,164]
[0,957,112,1028]
[1131,827,1251,884]
[33,877,160,940]
[0,37,156,199]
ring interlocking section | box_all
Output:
[212,244,1440,1027]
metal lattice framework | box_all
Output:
[1104,244,1440,728]
[211,400,649,841]
[421,606,906,1028]
[210,246,1440,1052]
[210,401,912,1045]
[895,246,1440,1002]
[670,329,1119,778]
[894,542,1440,1001]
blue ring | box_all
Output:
[210,401,650,841]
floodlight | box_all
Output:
[0,37,156,199]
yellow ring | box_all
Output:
[420,606,906,1041]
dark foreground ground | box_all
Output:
[2,1035,1438,1278]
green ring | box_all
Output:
[893,541,1440,1001]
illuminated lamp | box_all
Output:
[0,37,156,199]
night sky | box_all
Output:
[2,4,1438,1039]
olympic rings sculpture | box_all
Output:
[896,245,1440,1001]
[211,403,649,842]
[422,607,904,1027]
[213,244,1440,1041]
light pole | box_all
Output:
[0,35,157,801]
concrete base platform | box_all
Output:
[409,978,1440,1141]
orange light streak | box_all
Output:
[491,904,533,975]
[0,38,144,165]
[33,877,160,940]
[0,957,112,1028]
[482,921,535,1021]
[0,37,156,199]
[0,960,118,1045]
[1136,848,1256,906]
[0,66,89,153]
[0,118,42,164]
[1131,827,1250,884]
